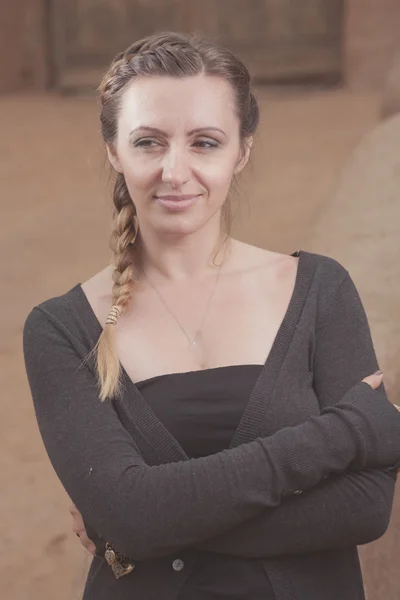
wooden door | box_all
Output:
[51,0,344,92]
[51,0,186,91]
[182,0,344,82]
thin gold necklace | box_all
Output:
[143,241,229,348]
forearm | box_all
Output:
[24,306,400,562]
[86,387,400,561]
[192,468,397,558]
[87,385,400,560]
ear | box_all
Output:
[106,143,123,173]
[234,136,253,175]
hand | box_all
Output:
[69,502,96,556]
[362,371,400,412]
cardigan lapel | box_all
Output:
[229,260,315,449]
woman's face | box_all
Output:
[107,74,251,236]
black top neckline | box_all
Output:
[134,363,265,388]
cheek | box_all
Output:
[198,156,237,191]
[197,152,237,186]
[120,155,157,192]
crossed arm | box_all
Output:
[193,272,399,558]
[192,467,397,558]
[24,271,400,561]
[82,271,398,560]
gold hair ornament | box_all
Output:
[105,305,122,326]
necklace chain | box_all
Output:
[143,242,228,348]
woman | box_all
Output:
[23,32,400,600]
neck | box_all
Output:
[133,222,232,283]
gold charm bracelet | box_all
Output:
[104,542,135,579]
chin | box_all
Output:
[155,215,210,235]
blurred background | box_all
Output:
[1,1,400,599]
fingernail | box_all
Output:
[374,370,383,375]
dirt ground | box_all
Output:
[1,86,392,600]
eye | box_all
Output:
[192,139,219,149]
[133,138,160,148]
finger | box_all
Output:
[77,531,96,556]
[73,524,96,556]
[71,511,86,532]
[87,543,96,556]
[362,371,384,390]
[71,506,86,532]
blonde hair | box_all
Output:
[92,31,259,401]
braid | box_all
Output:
[93,174,138,401]
[110,174,137,310]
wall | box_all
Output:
[0,0,48,93]
[345,0,400,90]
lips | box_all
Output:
[154,194,201,212]
[155,195,200,201]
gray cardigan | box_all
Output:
[23,250,400,600]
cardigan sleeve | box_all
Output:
[192,271,399,558]
[192,468,397,558]
[23,301,400,561]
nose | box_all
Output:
[161,146,191,188]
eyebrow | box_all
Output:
[129,126,227,138]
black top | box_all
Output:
[136,364,275,599]
[22,250,400,600]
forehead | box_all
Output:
[117,74,238,133]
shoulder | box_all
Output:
[242,244,357,319]
[236,241,350,286]
[23,265,113,355]
[297,251,367,327]
[24,266,112,327]
[23,282,90,350]
[300,250,349,283]
[25,285,79,323]
[232,241,298,277]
